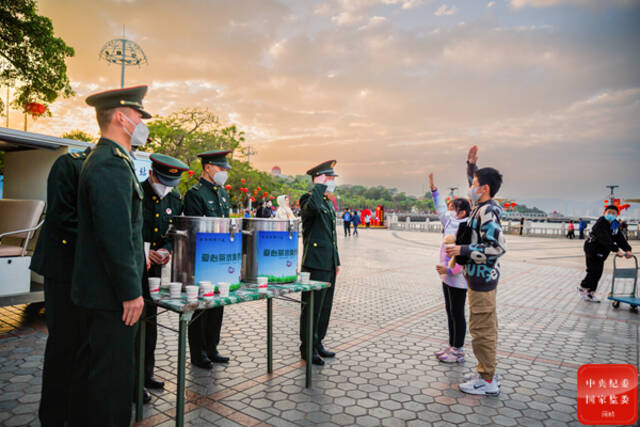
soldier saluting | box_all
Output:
[71,86,150,425]
[299,160,340,366]
[183,150,232,369]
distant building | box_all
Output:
[271,165,293,182]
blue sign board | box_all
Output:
[194,232,242,286]
[257,231,298,283]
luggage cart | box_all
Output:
[608,255,639,313]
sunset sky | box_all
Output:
[11,0,640,211]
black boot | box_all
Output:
[209,352,230,364]
[191,355,213,370]
[317,344,335,358]
[301,347,325,366]
[145,376,165,390]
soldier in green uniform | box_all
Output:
[183,150,232,369]
[70,86,150,426]
[139,153,189,390]
[299,160,340,366]
[30,147,90,426]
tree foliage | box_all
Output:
[336,185,434,213]
[144,108,246,167]
[61,129,96,142]
[0,0,75,113]
[146,108,435,212]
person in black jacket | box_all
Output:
[30,148,90,426]
[578,205,633,302]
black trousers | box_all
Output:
[299,268,337,352]
[579,230,585,239]
[580,251,607,292]
[344,222,351,236]
[39,278,80,427]
[442,283,467,348]
[136,269,157,381]
[70,308,138,427]
[188,307,224,361]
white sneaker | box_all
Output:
[459,375,500,396]
[464,372,500,387]
[577,286,586,298]
[587,292,601,303]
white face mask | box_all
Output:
[213,170,228,186]
[122,113,149,147]
[326,181,337,193]
[151,181,172,199]
[467,186,482,203]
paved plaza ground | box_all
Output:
[0,230,638,426]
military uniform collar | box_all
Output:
[99,137,134,163]
[141,178,153,196]
[199,177,219,191]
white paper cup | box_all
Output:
[200,282,215,300]
[199,281,212,297]
[185,285,199,302]
[148,277,161,298]
[218,282,231,298]
[257,276,268,288]
[169,282,182,299]
[300,272,311,283]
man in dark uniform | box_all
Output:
[577,205,633,302]
[299,160,340,366]
[70,86,149,426]
[183,150,232,369]
[139,153,189,389]
[30,147,90,426]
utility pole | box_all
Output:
[246,145,256,165]
[606,185,619,202]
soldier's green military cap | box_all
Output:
[198,149,232,169]
[85,85,152,119]
[150,153,189,186]
[306,160,338,178]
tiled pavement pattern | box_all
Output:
[0,231,638,426]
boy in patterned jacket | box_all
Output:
[446,145,506,396]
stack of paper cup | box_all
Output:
[300,272,311,284]
[169,282,182,299]
[218,282,231,298]
[148,277,161,299]
[200,282,215,300]
[160,263,171,288]
[185,285,198,303]
[257,276,268,288]
[199,281,212,297]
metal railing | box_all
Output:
[387,220,639,240]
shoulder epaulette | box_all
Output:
[113,149,132,164]
[169,190,182,200]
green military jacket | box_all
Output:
[142,179,183,277]
[299,184,340,271]
[72,138,144,310]
[183,177,230,218]
[30,149,90,282]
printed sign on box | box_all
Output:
[194,232,242,286]
[257,231,298,283]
